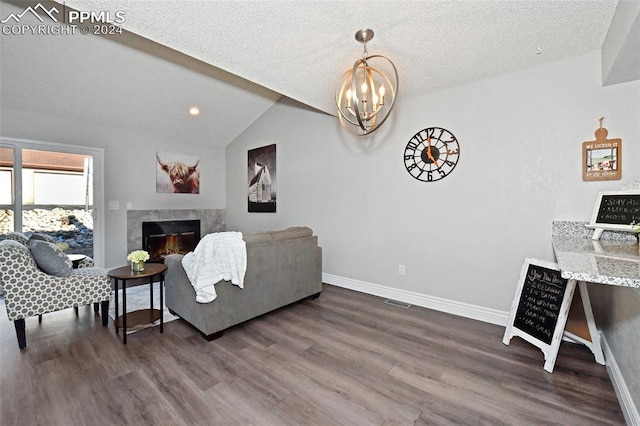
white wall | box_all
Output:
[0,108,226,267]
[227,50,640,311]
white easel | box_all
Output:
[503,258,576,373]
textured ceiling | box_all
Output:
[0,0,282,147]
[1,0,634,147]
[62,0,619,115]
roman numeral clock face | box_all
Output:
[404,127,460,182]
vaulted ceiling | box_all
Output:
[1,0,638,147]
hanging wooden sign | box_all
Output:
[582,117,622,181]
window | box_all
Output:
[0,138,105,266]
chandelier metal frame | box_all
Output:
[335,29,399,136]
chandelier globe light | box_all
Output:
[336,29,399,136]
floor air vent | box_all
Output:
[384,299,411,309]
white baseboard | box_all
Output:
[322,273,509,326]
[601,333,640,426]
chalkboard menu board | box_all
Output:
[503,258,576,373]
[512,263,568,344]
[588,191,640,239]
[594,193,640,225]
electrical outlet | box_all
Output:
[398,264,405,275]
[108,201,119,210]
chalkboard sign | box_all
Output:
[503,258,576,373]
[587,190,640,239]
[512,262,568,344]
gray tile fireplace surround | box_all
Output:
[127,209,225,253]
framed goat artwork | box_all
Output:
[248,144,276,212]
[156,151,200,194]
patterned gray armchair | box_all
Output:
[0,234,111,349]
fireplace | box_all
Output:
[142,220,201,262]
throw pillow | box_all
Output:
[243,233,273,244]
[270,226,313,241]
[30,240,73,277]
[29,233,56,244]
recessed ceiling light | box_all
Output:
[189,106,200,116]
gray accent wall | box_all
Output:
[590,283,640,419]
[226,51,640,415]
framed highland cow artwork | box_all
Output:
[156,151,200,194]
[248,144,276,212]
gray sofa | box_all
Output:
[164,226,322,340]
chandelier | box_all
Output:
[335,29,399,135]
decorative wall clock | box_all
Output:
[403,127,460,182]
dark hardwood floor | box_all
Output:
[0,284,625,425]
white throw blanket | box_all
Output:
[181,231,247,303]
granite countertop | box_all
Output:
[552,235,640,288]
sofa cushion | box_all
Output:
[29,240,73,277]
[270,226,313,241]
[243,233,273,244]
